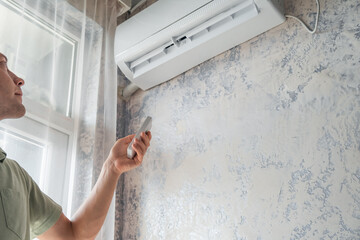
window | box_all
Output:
[0,0,77,116]
[0,0,80,215]
[0,127,46,185]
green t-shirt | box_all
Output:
[0,147,62,240]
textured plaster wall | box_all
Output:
[115,0,360,239]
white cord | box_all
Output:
[285,0,320,34]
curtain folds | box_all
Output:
[0,0,121,239]
[68,1,120,240]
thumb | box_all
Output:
[123,134,135,144]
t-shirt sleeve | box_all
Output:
[18,164,62,238]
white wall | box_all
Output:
[116,0,360,239]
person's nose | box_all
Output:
[9,70,25,87]
[14,76,25,87]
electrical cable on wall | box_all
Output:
[285,0,320,34]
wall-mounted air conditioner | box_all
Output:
[115,0,285,90]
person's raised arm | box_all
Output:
[38,131,151,240]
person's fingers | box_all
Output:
[141,132,151,147]
[127,131,151,162]
[146,131,152,141]
[133,155,142,165]
[133,138,146,155]
[132,147,144,165]
[123,134,135,144]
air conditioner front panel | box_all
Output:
[115,0,285,90]
[116,0,248,62]
[115,0,213,54]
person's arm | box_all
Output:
[38,131,151,240]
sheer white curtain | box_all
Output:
[0,0,120,239]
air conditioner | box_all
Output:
[115,0,285,90]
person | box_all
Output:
[0,52,152,240]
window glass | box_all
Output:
[0,1,76,116]
[0,117,71,206]
[0,127,46,186]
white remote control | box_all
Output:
[127,116,152,159]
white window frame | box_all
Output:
[0,0,84,216]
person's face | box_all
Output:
[0,53,26,120]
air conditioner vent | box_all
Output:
[115,0,285,90]
[127,0,258,75]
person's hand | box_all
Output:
[107,131,152,175]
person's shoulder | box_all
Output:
[3,158,29,179]
[4,158,22,168]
